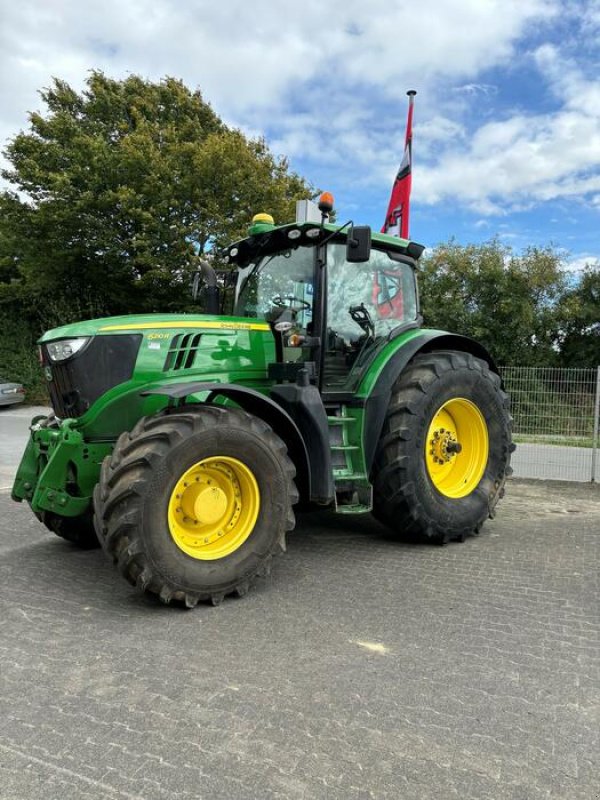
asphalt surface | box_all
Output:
[512,442,597,483]
[0,406,50,489]
[0,407,599,799]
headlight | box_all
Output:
[46,337,89,363]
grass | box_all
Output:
[513,434,596,449]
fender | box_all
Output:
[141,382,311,503]
[359,331,498,475]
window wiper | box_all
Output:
[349,303,375,339]
[346,303,377,371]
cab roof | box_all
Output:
[223,220,425,269]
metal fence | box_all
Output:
[500,366,600,483]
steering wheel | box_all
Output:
[271,294,311,312]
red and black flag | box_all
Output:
[381,90,416,240]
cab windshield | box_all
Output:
[234,246,314,333]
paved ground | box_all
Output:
[512,442,597,483]
[1,409,599,799]
[0,406,50,489]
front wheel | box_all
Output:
[372,350,514,543]
[94,406,298,607]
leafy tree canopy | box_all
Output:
[0,72,314,323]
[555,267,600,367]
[418,239,568,366]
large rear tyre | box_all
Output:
[372,350,513,544]
[37,510,100,549]
[93,406,298,607]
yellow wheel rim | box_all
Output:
[425,398,489,499]
[167,456,260,560]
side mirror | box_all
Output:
[346,225,371,263]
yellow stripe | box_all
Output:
[99,321,270,332]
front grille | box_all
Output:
[43,334,142,418]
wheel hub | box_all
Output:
[193,486,227,524]
[168,457,260,560]
[429,428,462,464]
[425,398,489,498]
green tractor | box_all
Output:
[12,195,513,607]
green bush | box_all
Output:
[0,311,48,404]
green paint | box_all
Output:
[355,328,431,398]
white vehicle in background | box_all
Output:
[0,378,25,407]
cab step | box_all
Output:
[327,405,373,514]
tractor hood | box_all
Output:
[37,312,276,425]
[39,313,270,343]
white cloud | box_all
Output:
[415,45,600,213]
[0,1,556,146]
[581,0,600,29]
[452,84,498,97]
[6,0,596,231]
[564,254,600,272]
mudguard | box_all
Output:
[141,382,313,503]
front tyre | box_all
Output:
[372,351,513,543]
[93,406,298,607]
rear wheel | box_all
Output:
[93,406,298,606]
[372,350,513,543]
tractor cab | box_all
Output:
[226,195,424,394]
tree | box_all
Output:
[556,267,600,367]
[0,72,314,323]
[418,239,566,366]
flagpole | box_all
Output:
[406,89,416,145]
[402,90,416,239]
[381,90,417,240]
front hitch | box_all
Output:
[12,417,112,517]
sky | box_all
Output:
[1,0,600,272]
